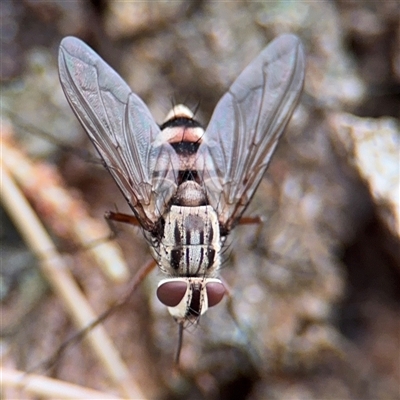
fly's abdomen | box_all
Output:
[157,205,221,276]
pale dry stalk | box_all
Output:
[0,126,146,399]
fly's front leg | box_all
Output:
[103,210,142,243]
[63,211,137,252]
[105,210,142,226]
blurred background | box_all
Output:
[1,1,399,399]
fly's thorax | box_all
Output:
[173,181,207,207]
[157,277,226,323]
[156,205,221,277]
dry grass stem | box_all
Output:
[1,367,124,399]
[1,123,129,283]
[0,150,146,398]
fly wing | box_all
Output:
[58,36,179,231]
[197,34,305,233]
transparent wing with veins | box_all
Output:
[58,37,179,231]
[197,34,306,233]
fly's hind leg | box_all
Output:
[237,216,263,226]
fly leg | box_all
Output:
[105,210,142,226]
[101,210,142,243]
[72,210,142,252]
[56,210,140,253]
[238,216,263,235]
[238,215,264,249]
[237,216,263,225]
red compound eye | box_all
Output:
[157,281,188,307]
[206,282,226,307]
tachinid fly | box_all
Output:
[58,35,305,325]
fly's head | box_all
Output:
[157,277,226,324]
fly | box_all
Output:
[58,35,305,326]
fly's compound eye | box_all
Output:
[157,278,226,317]
[157,280,188,307]
[205,281,226,307]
